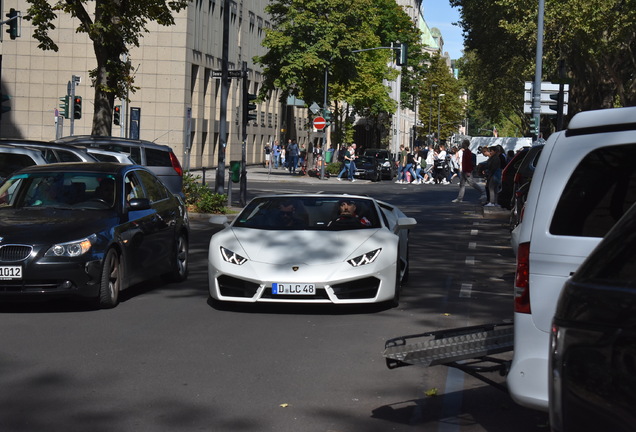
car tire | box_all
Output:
[164,232,189,282]
[98,248,121,309]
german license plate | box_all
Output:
[0,266,22,280]
[272,283,315,295]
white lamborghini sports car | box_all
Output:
[208,194,417,305]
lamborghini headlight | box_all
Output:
[45,234,97,257]
[220,246,247,265]
[347,248,381,267]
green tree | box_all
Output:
[255,0,422,146]
[419,54,465,142]
[451,0,636,135]
[25,0,187,136]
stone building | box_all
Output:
[0,0,310,170]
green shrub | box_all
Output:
[183,172,228,214]
[326,162,343,175]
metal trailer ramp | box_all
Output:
[383,322,514,392]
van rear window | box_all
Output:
[550,144,636,237]
[145,148,172,167]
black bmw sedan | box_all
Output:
[0,163,189,308]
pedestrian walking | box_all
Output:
[452,139,486,203]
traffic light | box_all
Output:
[529,116,539,135]
[113,105,121,125]
[59,95,69,119]
[5,8,20,40]
[396,43,408,66]
[73,96,82,119]
[243,91,257,127]
[322,109,332,124]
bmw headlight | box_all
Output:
[347,248,381,267]
[45,234,97,257]
[382,161,390,167]
[220,246,247,265]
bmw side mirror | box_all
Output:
[128,198,151,210]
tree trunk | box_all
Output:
[91,45,116,136]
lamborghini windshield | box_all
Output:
[233,196,382,231]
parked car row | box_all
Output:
[505,106,636,431]
[0,136,184,196]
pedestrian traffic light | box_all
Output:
[396,43,408,66]
[73,96,82,119]
[113,105,121,125]
[322,109,332,123]
[243,92,257,127]
[5,8,20,40]
[59,95,69,119]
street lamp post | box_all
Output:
[428,84,438,138]
[437,93,445,142]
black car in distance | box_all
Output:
[353,155,383,182]
[0,163,189,308]
[550,200,636,432]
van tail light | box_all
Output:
[169,152,183,176]
[515,242,531,313]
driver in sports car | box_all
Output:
[329,200,372,228]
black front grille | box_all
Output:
[0,245,33,262]
[217,275,260,298]
[0,280,76,293]
[331,277,380,300]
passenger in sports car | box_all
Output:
[329,200,372,228]
[276,200,306,228]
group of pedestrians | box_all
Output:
[266,139,310,174]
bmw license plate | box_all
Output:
[0,266,22,280]
[272,283,315,295]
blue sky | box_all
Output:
[422,0,464,59]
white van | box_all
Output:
[508,106,636,411]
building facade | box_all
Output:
[0,0,456,168]
[0,0,311,170]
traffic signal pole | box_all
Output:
[215,0,230,195]
[531,0,545,142]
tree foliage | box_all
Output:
[255,0,422,145]
[25,0,187,136]
[419,54,465,142]
[451,0,636,135]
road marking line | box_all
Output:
[460,283,472,298]
[470,229,478,236]
[468,242,477,249]
[465,256,475,265]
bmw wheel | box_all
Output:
[98,248,121,309]
[165,232,189,282]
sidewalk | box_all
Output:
[189,164,333,186]
[186,164,511,220]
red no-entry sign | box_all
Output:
[313,116,327,130]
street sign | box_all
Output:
[313,116,327,130]
[309,102,321,114]
[212,70,244,78]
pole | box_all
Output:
[215,0,230,195]
[320,63,328,180]
[437,94,445,142]
[428,84,437,140]
[531,0,545,142]
[240,61,247,206]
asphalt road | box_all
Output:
[0,171,549,432]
